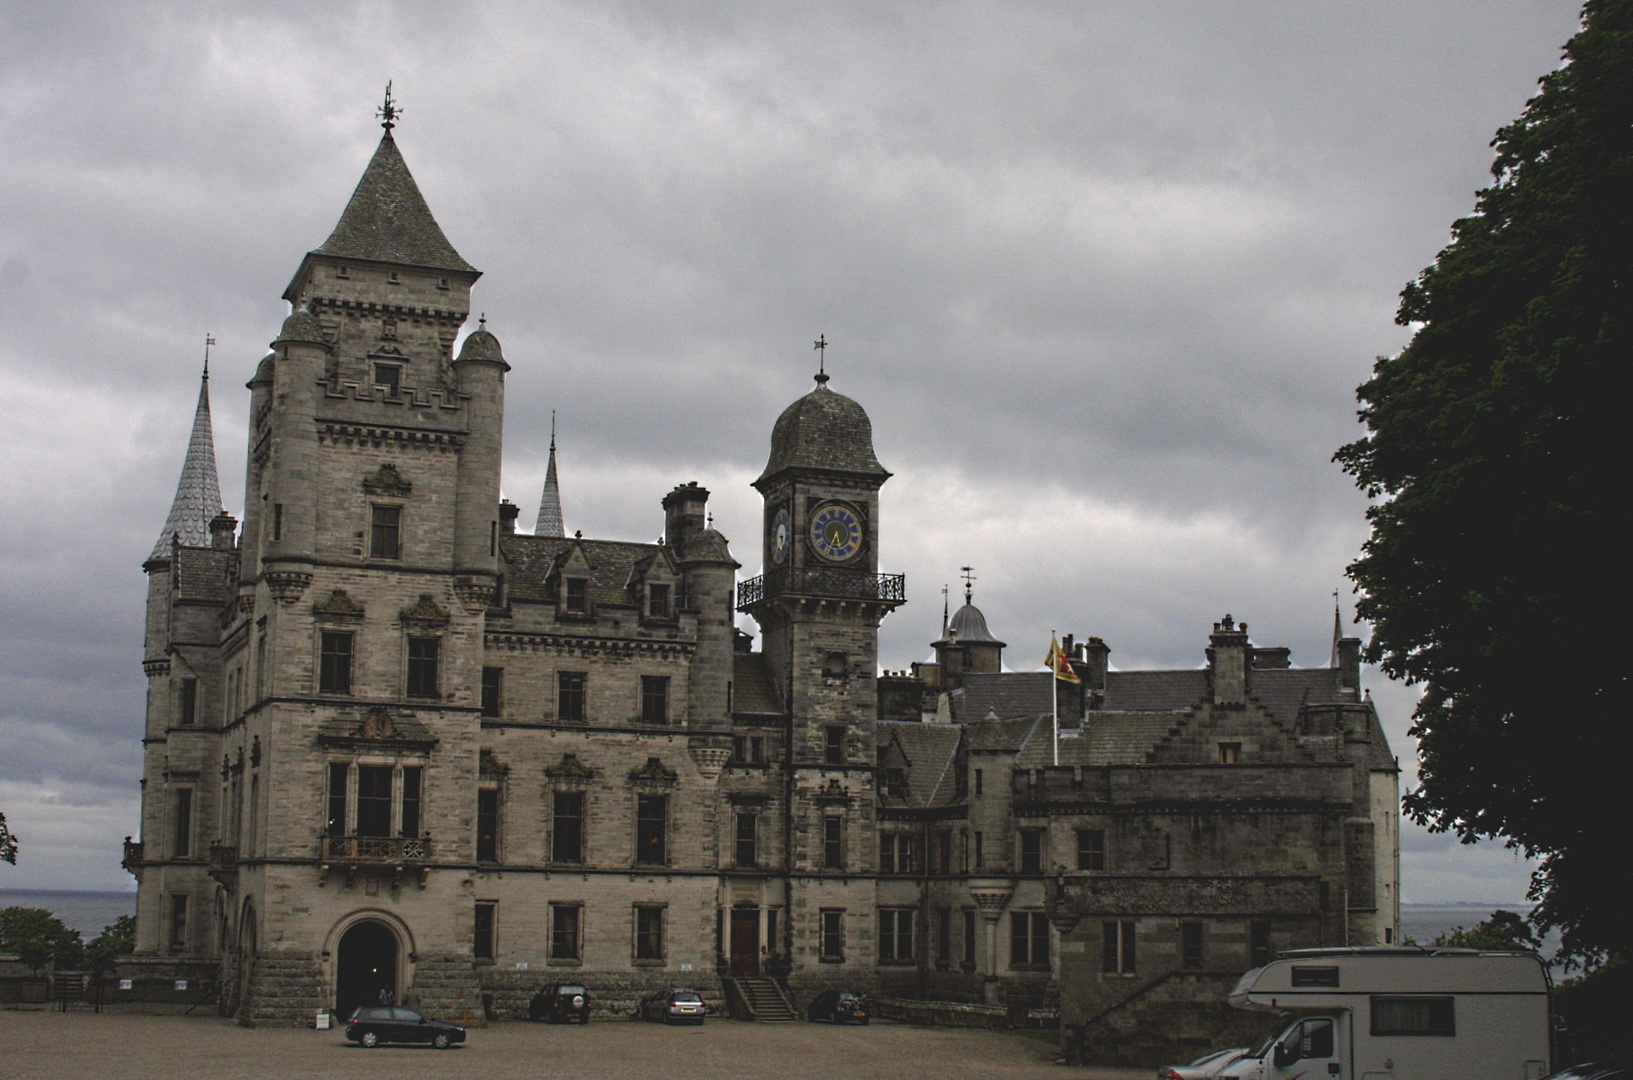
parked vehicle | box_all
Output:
[640,987,707,1025]
[806,989,870,1025]
[1157,1047,1249,1080]
[345,1005,466,1049]
[529,983,592,1024]
[1541,1062,1631,1080]
[1218,947,1551,1080]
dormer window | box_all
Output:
[565,577,589,614]
[374,364,401,397]
[647,583,670,619]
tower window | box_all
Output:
[370,505,401,559]
[824,726,845,765]
[552,791,584,863]
[320,631,354,695]
[326,764,349,836]
[734,812,757,868]
[1077,829,1106,871]
[474,902,496,960]
[823,815,843,870]
[1011,911,1050,968]
[1219,742,1242,764]
[476,788,500,862]
[374,364,401,397]
[406,637,439,698]
[481,666,503,717]
[1103,920,1137,975]
[169,894,188,954]
[641,676,670,725]
[636,794,667,866]
[1182,921,1205,970]
[386,270,400,284]
[437,277,450,290]
[401,767,421,838]
[1251,919,1273,967]
[1019,829,1044,873]
[179,678,198,726]
[557,671,586,722]
[171,788,193,859]
[825,651,848,677]
[336,264,350,278]
[357,765,392,837]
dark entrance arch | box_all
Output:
[335,920,398,1016]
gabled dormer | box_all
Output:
[549,537,596,620]
[627,547,681,623]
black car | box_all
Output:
[806,989,870,1025]
[1543,1063,1632,1080]
[345,1005,466,1048]
[529,983,592,1024]
[639,987,708,1025]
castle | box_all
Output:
[127,114,1398,1056]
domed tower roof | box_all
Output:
[275,306,325,346]
[756,377,890,486]
[944,602,1005,647]
[456,323,505,364]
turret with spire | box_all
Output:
[536,412,564,536]
[148,341,225,562]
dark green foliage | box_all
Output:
[1553,960,1632,1063]
[1335,0,1632,968]
[1432,909,1541,952]
[86,914,136,976]
[0,907,85,976]
[0,811,16,865]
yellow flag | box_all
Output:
[1045,636,1081,684]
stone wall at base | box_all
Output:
[475,966,724,1021]
[408,956,484,1026]
[1066,971,1268,1068]
[241,954,326,1026]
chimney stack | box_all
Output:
[1207,615,1250,707]
[662,482,710,558]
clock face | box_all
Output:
[809,502,863,563]
[771,507,791,565]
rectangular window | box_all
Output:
[824,726,845,765]
[552,791,584,863]
[1077,829,1106,871]
[733,735,765,764]
[963,910,977,967]
[370,505,401,559]
[272,502,283,542]
[1219,742,1242,764]
[1019,828,1044,873]
[974,768,983,795]
[635,905,664,961]
[565,577,588,613]
[406,636,439,698]
[647,583,670,618]
[550,904,581,961]
[172,788,193,858]
[1251,920,1273,968]
[357,765,392,837]
[937,832,952,875]
[374,364,401,397]
[474,902,496,960]
[974,831,984,870]
[636,794,667,865]
[734,811,757,868]
[1370,996,1456,1036]
[1102,920,1137,974]
[884,768,907,798]
[557,671,586,722]
[823,815,843,870]
[169,894,188,953]
[1011,911,1050,967]
[641,675,670,725]
[878,908,914,963]
[476,788,500,862]
[880,834,895,875]
[1182,921,1204,970]
[327,763,349,836]
[481,667,502,718]
[320,631,354,695]
[936,908,951,965]
[179,678,198,725]
[820,910,845,962]
[1292,965,1341,988]
[400,766,421,838]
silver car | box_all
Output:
[1157,1048,1250,1080]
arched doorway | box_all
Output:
[335,920,398,1016]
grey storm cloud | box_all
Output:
[0,1,1582,898]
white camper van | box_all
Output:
[1218,947,1551,1080]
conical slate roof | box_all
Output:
[945,602,1005,645]
[757,379,888,484]
[311,132,475,273]
[150,371,225,561]
[536,439,564,537]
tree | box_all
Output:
[0,811,17,865]
[1335,0,1631,969]
[86,914,136,981]
[0,907,85,977]
[1433,910,1542,953]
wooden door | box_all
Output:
[729,909,760,977]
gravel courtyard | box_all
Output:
[0,1011,1147,1080]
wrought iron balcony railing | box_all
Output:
[320,835,431,863]
[737,567,905,610]
[121,838,143,871]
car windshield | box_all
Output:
[1245,1029,1281,1058]
[672,992,703,1003]
[558,986,586,995]
[838,992,861,1002]
[1189,1050,1232,1067]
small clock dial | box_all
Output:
[771,507,791,565]
[809,502,863,562]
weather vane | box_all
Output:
[377,81,401,131]
[813,334,828,384]
[960,565,976,604]
[203,334,216,378]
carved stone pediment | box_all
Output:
[545,753,597,782]
[360,709,398,740]
[628,756,679,787]
[314,589,365,619]
[479,750,510,779]
[815,778,852,805]
[362,463,412,497]
[401,594,450,624]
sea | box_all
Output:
[1,890,1549,956]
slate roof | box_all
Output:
[150,371,225,561]
[942,602,1004,645]
[535,441,564,537]
[1100,669,1208,712]
[310,132,476,274]
[950,671,1053,723]
[732,652,783,716]
[757,380,888,483]
[500,535,667,606]
[878,721,964,808]
[173,546,238,604]
[1246,668,1342,729]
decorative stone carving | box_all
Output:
[313,589,365,619]
[479,750,510,779]
[453,575,494,613]
[815,778,853,805]
[627,756,679,787]
[688,743,731,779]
[265,568,313,605]
[361,710,398,740]
[400,594,450,625]
[362,462,412,496]
[545,753,597,782]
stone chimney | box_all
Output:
[499,499,520,536]
[209,512,238,551]
[1079,636,1110,691]
[662,482,709,558]
[1207,614,1249,707]
[1336,636,1362,696]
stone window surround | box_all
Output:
[548,902,583,965]
[368,501,405,561]
[819,908,846,963]
[633,902,666,965]
[325,758,427,839]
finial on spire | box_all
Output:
[550,409,556,451]
[942,583,950,636]
[813,333,829,385]
[960,565,976,605]
[377,81,401,131]
[202,334,216,379]
[478,312,487,330]
[1330,589,1344,668]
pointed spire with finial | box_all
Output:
[941,583,950,637]
[149,337,226,561]
[1330,589,1344,668]
[536,411,565,537]
[377,80,401,132]
[813,333,829,385]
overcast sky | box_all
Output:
[0,1,1575,902]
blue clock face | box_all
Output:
[771,507,791,565]
[809,502,863,562]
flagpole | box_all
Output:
[1051,632,1060,767]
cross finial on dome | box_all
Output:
[813,333,829,385]
[478,312,487,330]
[377,81,401,131]
[960,565,976,605]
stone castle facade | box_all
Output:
[128,119,1398,1051]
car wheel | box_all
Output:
[432,1033,450,1050]
[361,1031,379,1048]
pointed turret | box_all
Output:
[1331,593,1344,668]
[149,365,225,561]
[536,417,564,537]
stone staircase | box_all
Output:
[728,976,797,1021]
